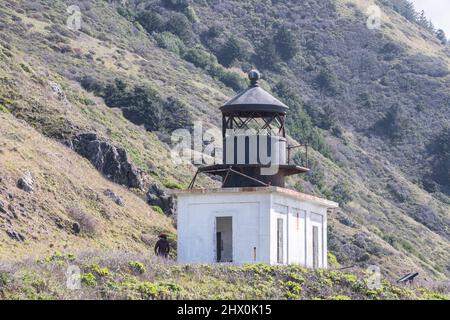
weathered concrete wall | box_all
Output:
[173,187,337,268]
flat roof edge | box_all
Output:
[167,187,339,209]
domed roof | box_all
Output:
[220,70,289,115]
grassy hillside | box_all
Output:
[0,0,448,289]
[0,111,175,260]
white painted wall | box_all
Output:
[174,188,336,268]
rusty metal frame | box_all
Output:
[188,166,269,190]
[223,113,286,137]
[287,144,308,168]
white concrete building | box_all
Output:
[170,187,338,268]
[170,70,338,268]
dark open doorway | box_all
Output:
[216,217,233,262]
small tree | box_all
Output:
[137,11,164,34]
[217,37,248,67]
[162,0,189,11]
[274,26,299,61]
[255,36,279,69]
[165,13,191,41]
[436,29,447,45]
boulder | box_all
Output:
[72,222,81,235]
[72,133,143,189]
[147,183,174,215]
[17,171,34,192]
[103,189,125,206]
[48,80,66,101]
[6,229,25,242]
[0,200,6,214]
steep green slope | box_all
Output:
[0,0,448,282]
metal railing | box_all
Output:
[287,143,308,168]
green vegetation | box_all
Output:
[274,26,300,61]
[151,205,165,215]
[155,32,186,55]
[80,77,192,132]
[163,181,184,190]
[0,255,448,300]
[275,82,331,158]
[128,261,147,274]
[137,11,165,34]
[217,37,249,67]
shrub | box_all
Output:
[373,105,410,142]
[184,46,217,69]
[205,25,222,38]
[217,37,248,67]
[137,11,164,34]
[184,6,199,23]
[165,13,191,41]
[315,68,340,96]
[255,36,279,69]
[275,82,331,158]
[81,273,96,286]
[331,184,353,206]
[162,0,189,11]
[327,252,340,268]
[163,181,184,190]
[151,205,164,215]
[154,32,186,55]
[0,104,9,113]
[90,263,111,277]
[80,77,192,133]
[285,281,302,299]
[128,261,147,274]
[216,69,247,92]
[274,26,299,61]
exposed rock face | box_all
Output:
[71,133,143,189]
[6,229,25,242]
[147,183,174,215]
[17,171,34,192]
[72,222,81,235]
[0,200,6,214]
[48,81,66,100]
[104,189,124,206]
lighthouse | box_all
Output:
[170,70,338,268]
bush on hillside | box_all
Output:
[275,82,331,159]
[154,32,186,55]
[165,13,191,42]
[162,0,190,11]
[184,46,217,69]
[79,77,192,133]
[217,37,249,67]
[137,11,164,34]
[274,26,300,61]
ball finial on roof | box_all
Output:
[248,69,260,86]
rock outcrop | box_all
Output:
[104,189,125,206]
[71,133,143,189]
[6,229,25,242]
[147,183,174,216]
[17,171,34,192]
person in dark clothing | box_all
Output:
[154,234,170,258]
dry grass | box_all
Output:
[0,111,175,261]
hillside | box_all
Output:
[0,111,175,260]
[0,0,449,288]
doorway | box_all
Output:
[216,217,233,262]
